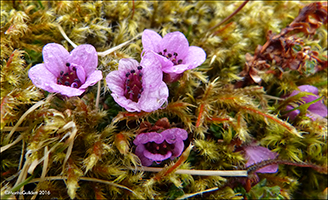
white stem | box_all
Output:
[4,100,46,143]
[177,187,219,200]
[1,135,23,153]
[2,127,28,132]
[95,81,101,109]
[140,167,247,177]
[97,33,142,57]
[57,24,78,48]
[29,176,135,194]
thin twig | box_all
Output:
[131,0,135,20]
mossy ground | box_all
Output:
[1,1,327,199]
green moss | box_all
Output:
[1,1,327,199]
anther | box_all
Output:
[74,79,80,83]
[173,52,178,56]
[71,82,78,88]
[57,80,62,84]
[158,52,162,55]
[139,72,143,77]
[60,71,64,76]
[178,59,183,64]
[64,72,69,76]
[130,69,136,74]
[163,49,167,53]
[66,63,70,67]
[168,53,172,58]
[137,66,142,70]
[64,81,70,86]
[126,72,130,77]
[72,67,76,71]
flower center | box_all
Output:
[124,66,143,102]
[144,141,174,155]
[158,49,183,65]
[57,62,81,88]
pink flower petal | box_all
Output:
[73,64,86,84]
[106,68,141,112]
[28,64,57,93]
[160,32,189,59]
[149,132,165,144]
[48,83,85,97]
[43,43,70,77]
[141,29,162,53]
[140,53,164,89]
[79,70,103,90]
[135,145,154,166]
[308,103,328,118]
[150,51,174,72]
[256,164,279,173]
[118,58,140,72]
[111,94,140,112]
[69,44,98,76]
[183,46,206,69]
[286,85,327,120]
[106,55,168,112]
[138,82,168,112]
[106,70,125,96]
[144,150,172,161]
[244,146,278,173]
[162,128,188,144]
[297,85,319,95]
[162,63,190,74]
[29,63,87,97]
[170,139,185,158]
[285,105,300,120]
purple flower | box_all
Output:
[285,85,327,120]
[28,43,102,97]
[133,128,188,166]
[243,145,278,174]
[141,29,206,82]
[105,53,169,112]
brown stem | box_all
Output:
[208,0,250,32]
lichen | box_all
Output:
[1,1,327,199]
